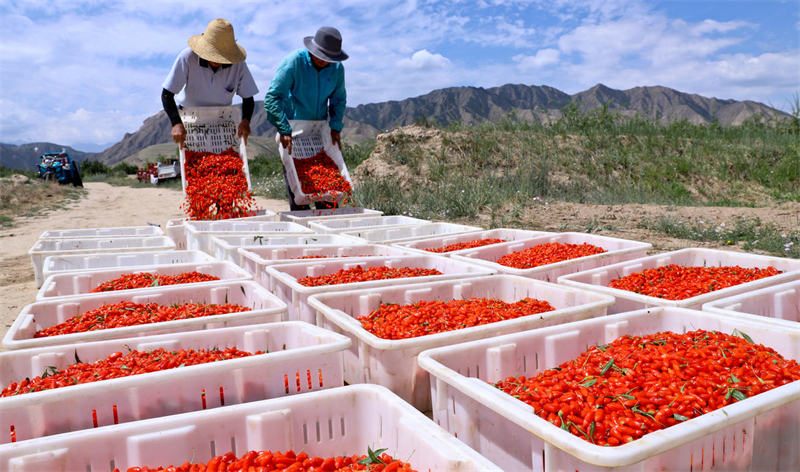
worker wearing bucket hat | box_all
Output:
[162,19,259,148]
[264,27,348,211]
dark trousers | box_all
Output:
[282,164,336,211]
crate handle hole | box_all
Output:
[201,389,207,409]
[219,386,225,406]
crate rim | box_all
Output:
[417,306,800,467]
[557,247,800,307]
[307,274,616,350]
[0,321,351,409]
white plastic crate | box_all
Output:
[29,236,177,288]
[278,207,383,226]
[702,277,800,330]
[279,120,353,206]
[178,106,251,191]
[418,307,800,472]
[184,220,313,254]
[307,215,430,234]
[167,210,278,249]
[0,322,349,445]
[36,260,252,301]
[212,233,366,266]
[42,249,215,283]
[4,280,287,350]
[38,226,164,239]
[558,248,800,314]
[451,232,652,282]
[393,228,552,256]
[307,275,615,411]
[268,254,496,325]
[341,222,484,243]
[241,244,420,294]
[0,385,502,472]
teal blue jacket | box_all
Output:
[264,49,346,135]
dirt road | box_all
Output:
[0,182,289,339]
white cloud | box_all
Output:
[514,48,560,69]
[0,0,798,148]
[397,50,452,70]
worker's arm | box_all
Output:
[264,57,295,137]
[328,66,346,149]
[161,88,185,148]
[238,96,255,145]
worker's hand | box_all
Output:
[172,123,186,149]
[237,119,251,146]
[279,134,292,155]
[331,129,342,151]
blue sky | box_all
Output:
[1,0,798,151]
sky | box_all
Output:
[1,0,798,151]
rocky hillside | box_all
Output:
[3,83,791,168]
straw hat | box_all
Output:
[188,19,246,64]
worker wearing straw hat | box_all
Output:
[264,26,348,211]
[162,19,259,148]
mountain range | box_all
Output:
[1,83,791,170]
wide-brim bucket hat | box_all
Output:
[304,26,349,62]
[188,18,247,64]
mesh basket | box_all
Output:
[179,106,251,191]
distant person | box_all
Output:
[264,27,348,211]
[162,19,258,148]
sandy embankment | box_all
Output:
[0,182,289,339]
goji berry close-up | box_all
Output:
[358,297,555,340]
[297,265,442,287]
[89,272,220,293]
[423,238,508,253]
[113,448,417,472]
[607,264,782,300]
[2,347,264,397]
[182,148,258,220]
[496,242,607,269]
[492,329,800,447]
[294,149,355,205]
[33,301,250,338]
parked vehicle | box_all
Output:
[37,151,82,187]
[137,159,180,184]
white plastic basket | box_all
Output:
[557,248,800,314]
[278,120,353,206]
[340,222,484,243]
[28,236,177,288]
[38,226,164,239]
[36,261,252,301]
[702,278,800,330]
[0,322,350,445]
[179,106,251,191]
[0,385,502,472]
[278,207,383,226]
[393,228,552,256]
[184,220,313,254]
[418,307,800,472]
[42,249,215,282]
[268,255,497,325]
[307,275,615,411]
[212,233,367,266]
[307,215,430,234]
[4,280,287,350]
[451,232,652,282]
[166,210,279,250]
[240,244,420,294]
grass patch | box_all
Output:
[640,216,800,258]
[354,102,799,220]
[0,179,86,224]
